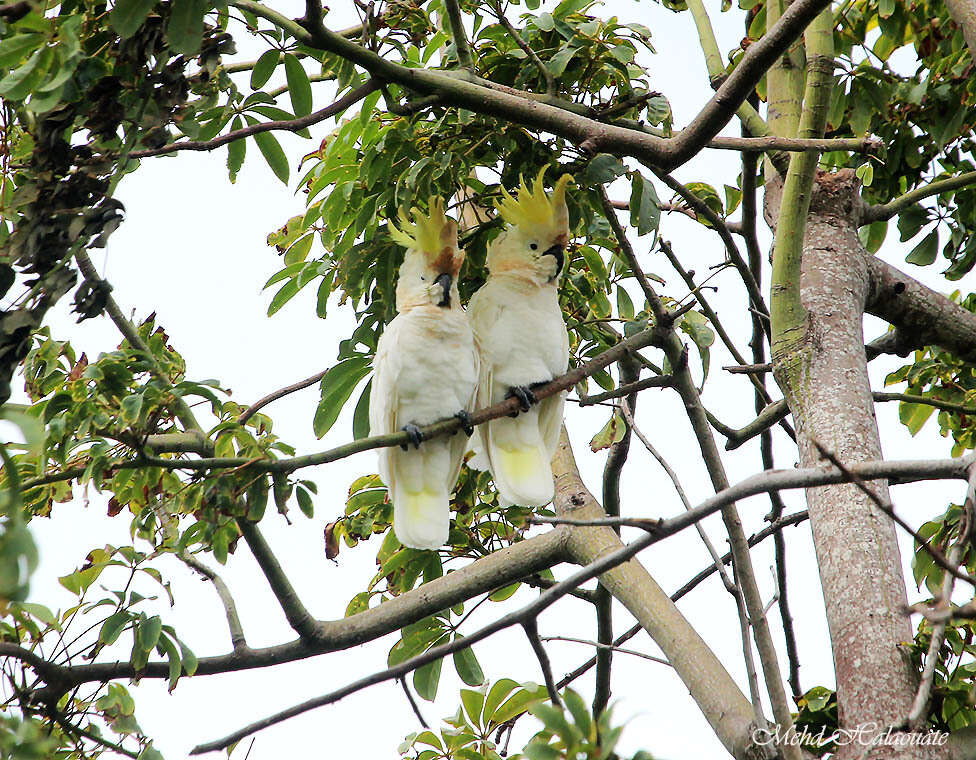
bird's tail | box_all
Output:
[485,410,555,507]
[392,485,450,550]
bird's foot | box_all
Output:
[400,423,423,451]
[454,409,475,437]
[505,385,537,416]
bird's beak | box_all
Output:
[434,272,452,307]
[542,244,565,281]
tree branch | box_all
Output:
[236,519,320,639]
[129,80,380,160]
[523,619,561,707]
[577,375,673,406]
[489,0,554,94]
[653,173,769,328]
[238,369,328,425]
[443,0,474,69]
[861,171,976,223]
[20,313,677,491]
[74,250,204,436]
[180,552,249,652]
[866,256,976,361]
[232,0,832,172]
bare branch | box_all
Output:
[541,636,670,666]
[867,256,976,361]
[724,363,772,374]
[654,175,769,329]
[399,678,429,729]
[577,375,673,406]
[236,519,320,639]
[238,369,327,425]
[180,552,249,652]
[523,619,562,707]
[21,312,677,491]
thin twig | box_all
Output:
[399,677,429,729]
[490,0,555,93]
[523,619,561,707]
[239,369,327,425]
[812,441,976,591]
[179,552,249,652]
[541,637,670,666]
[578,375,673,406]
[907,464,976,729]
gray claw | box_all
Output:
[401,423,423,450]
[505,385,536,415]
[455,410,475,436]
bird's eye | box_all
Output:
[530,243,538,250]
[420,275,426,281]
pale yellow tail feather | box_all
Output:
[491,443,554,507]
[392,486,450,550]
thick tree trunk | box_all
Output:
[767,171,918,752]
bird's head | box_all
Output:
[389,198,463,311]
[487,167,573,285]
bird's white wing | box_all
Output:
[369,320,404,489]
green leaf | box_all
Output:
[0,33,43,69]
[252,126,290,184]
[413,657,443,701]
[313,358,371,437]
[137,614,162,652]
[585,154,627,185]
[899,400,935,435]
[453,638,485,686]
[251,49,280,90]
[906,230,938,266]
[156,633,182,691]
[167,0,207,57]
[547,45,578,78]
[855,162,874,187]
[534,12,555,31]
[461,688,485,728]
[267,278,300,316]
[858,220,887,254]
[284,54,313,117]
[553,0,592,17]
[111,0,156,38]
[589,412,625,452]
[296,487,314,518]
[0,46,52,100]
[99,611,130,645]
[492,684,547,724]
[897,205,929,241]
[562,688,591,736]
[227,117,245,182]
[352,378,372,440]
[616,287,635,321]
[120,393,144,425]
[629,174,660,236]
[484,679,521,723]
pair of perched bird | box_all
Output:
[368,169,573,550]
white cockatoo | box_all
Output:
[369,199,479,550]
[468,168,572,507]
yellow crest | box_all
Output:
[495,166,574,240]
[389,197,462,274]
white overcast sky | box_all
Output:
[9,0,976,757]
